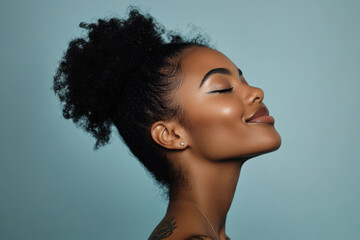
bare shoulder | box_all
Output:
[184,235,215,240]
[148,216,178,240]
[184,235,231,240]
[184,236,230,240]
[147,215,213,240]
[147,203,231,240]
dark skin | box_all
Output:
[149,46,281,240]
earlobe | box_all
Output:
[151,121,186,150]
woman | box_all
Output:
[53,8,281,240]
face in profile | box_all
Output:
[176,46,281,162]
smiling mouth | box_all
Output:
[246,106,275,124]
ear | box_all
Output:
[151,120,187,150]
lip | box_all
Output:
[246,106,275,124]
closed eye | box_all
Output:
[207,87,233,94]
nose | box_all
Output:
[244,85,264,105]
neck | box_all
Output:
[168,154,245,239]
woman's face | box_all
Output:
[176,46,281,161]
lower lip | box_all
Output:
[248,115,275,124]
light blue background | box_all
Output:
[1,0,359,239]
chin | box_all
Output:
[268,132,282,151]
[254,132,282,157]
[241,132,282,160]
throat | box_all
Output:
[168,159,243,239]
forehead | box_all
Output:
[180,46,237,85]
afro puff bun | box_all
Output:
[52,7,209,191]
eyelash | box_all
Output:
[209,87,233,94]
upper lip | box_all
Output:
[246,105,269,122]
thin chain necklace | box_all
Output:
[181,200,218,240]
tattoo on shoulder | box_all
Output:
[149,216,178,240]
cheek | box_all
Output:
[184,99,247,159]
[186,98,243,130]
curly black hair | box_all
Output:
[52,7,210,193]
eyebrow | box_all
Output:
[199,67,243,88]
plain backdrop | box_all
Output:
[1,0,359,239]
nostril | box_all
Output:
[253,96,261,103]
